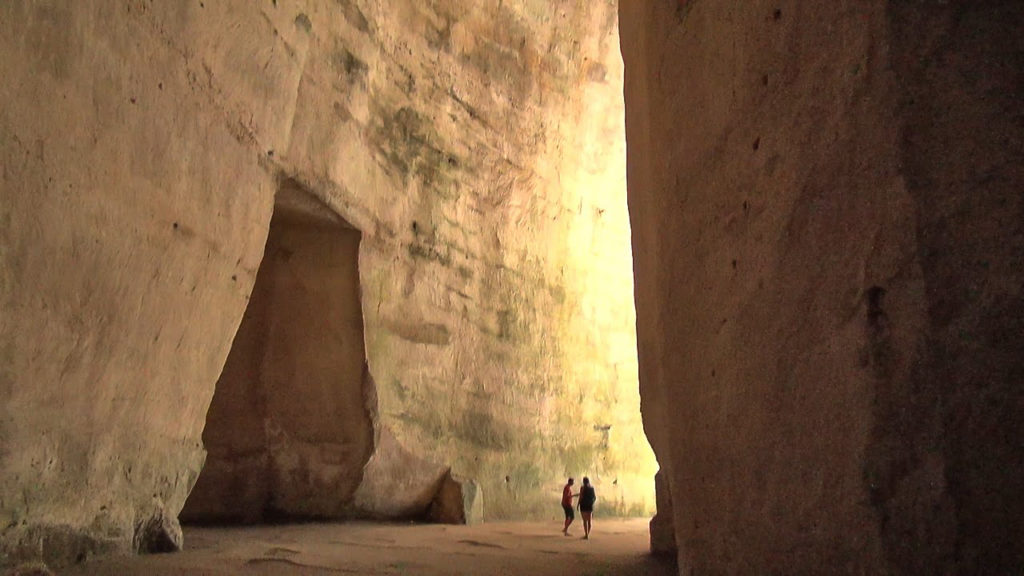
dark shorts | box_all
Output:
[562,504,574,520]
[579,505,593,514]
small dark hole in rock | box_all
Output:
[173,222,179,229]
[762,74,769,86]
[867,286,886,322]
[505,475,511,483]
[773,8,782,20]
[231,275,238,282]
[732,259,738,269]
[753,137,761,151]
[267,150,274,157]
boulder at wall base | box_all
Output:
[428,471,483,525]
[132,510,183,554]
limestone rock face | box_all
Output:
[648,470,674,557]
[131,510,182,555]
[0,0,655,564]
[179,198,373,524]
[428,472,483,525]
[8,563,55,576]
[351,427,449,520]
[620,1,1023,574]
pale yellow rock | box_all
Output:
[0,0,655,565]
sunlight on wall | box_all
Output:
[536,8,658,516]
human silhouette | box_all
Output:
[561,477,578,535]
[578,476,596,539]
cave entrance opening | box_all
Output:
[181,178,373,524]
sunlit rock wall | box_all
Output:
[620,1,1023,574]
[0,0,654,564]
[281,0,655,520]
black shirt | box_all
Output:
[579,485,596,509]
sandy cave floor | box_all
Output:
[62,518,676,576]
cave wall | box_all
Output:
[0,1,290,563]
[288,0,656,520]
[0,0,654,564]
[180,203,371,524]
[619,0,1023,574]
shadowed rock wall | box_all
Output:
[180,199,372,524]
[0,0,654,564]
[620,1,1023,573]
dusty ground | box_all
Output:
[60,519,674,576]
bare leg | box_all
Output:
[582,512,592,539]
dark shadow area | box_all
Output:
[181,179,373,524]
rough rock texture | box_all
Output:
[350,427,451,520]
[0,0,655,565]
[7,563,54,576]
[648,470,674,557]
[180,190,372,524]
[131,510,182,555]
[620,1,1023,574]
[428,471,483,525]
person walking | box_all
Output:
[578,477,596,539]
[561,478,578,535]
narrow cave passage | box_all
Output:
[181,179,373,524]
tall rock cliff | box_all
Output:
[620,1,1023,573]
[0,0,655,564]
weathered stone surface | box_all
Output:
[428,471,483,526]
[352,427,449,520]
[620,0,1023,573]
[0,0,291,565]
[132,510,182,554]
[180,193,373,524]
[8,562,55,576]
[648,471,674,557]
[0,523,124,569]
[0,0,655,564]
